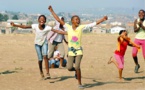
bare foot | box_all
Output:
[108,56,113,64]
[117,78,125,82]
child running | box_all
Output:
[11,15,51,80]
[132,9,145,73]
[48,6,108,88]
[108,30,140,82]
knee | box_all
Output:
[68,67,73,71]
[43,56,48,60]
[132,53,137,57]
[49,60,55,64]
[67,67,75,71]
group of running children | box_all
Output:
[10,5,145,89]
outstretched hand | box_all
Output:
[10,22,15,26]
[103,16,108,21]
[48,5,53,12]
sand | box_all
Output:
[0,33,145,90]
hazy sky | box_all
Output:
[0,0,145,13]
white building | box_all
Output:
[110,26,125,34]
[110,22,122,26]
[7,20,28,28]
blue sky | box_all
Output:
[0,0,144,13]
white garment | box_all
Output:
[83,22,96,30]
[53,16,66,42]
[31,24,52,45]
[53,50,60,60]
[54,29,64,42]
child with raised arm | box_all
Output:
[108,30,140,82]
[11,15,51,80]
[48,6,107,88]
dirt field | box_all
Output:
[0,33,144,90]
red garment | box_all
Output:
[115,40,129,56]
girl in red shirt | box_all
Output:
[108,30,140,82]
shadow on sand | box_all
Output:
[83,80,130,88]
[0,70,17,75]
[49,76,74,83]
[123,76,145,81]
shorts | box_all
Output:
[35,41,48,61]
[48,41,65,58]
[114,54,124,69]
[49,59,67,68]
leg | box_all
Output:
[62,59,67,67]
[141,40,145,60]
[38,60,44,78]
[49,59,56,68]
[110,54,124,80]
[67,56,75,71]
[108,56,119,69]
[132,39,140,73]
[119,68,123,80]
[43,56,50,74]
[132,39,140,65]
[75,55,83,85]
[35,44,44,78]
[42,41,50,79]
[48,41,56,60]
[57,42,65,67]
[119,56,124,80]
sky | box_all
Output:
[0,0,144,13]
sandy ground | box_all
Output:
[0,33,145,90]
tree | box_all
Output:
[3,15,9,21]
[12,15,18,20]
[0,13,3,21]
[0,14,9,21]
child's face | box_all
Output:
[122,31,127,36]
[72,17,80,27]
[139,11,145,19]
[38,16,46,26]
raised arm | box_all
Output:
[11,22,31,29]
[48,6,65,25]
[96,16,108,25]
[51,29,67,35]
[83,16,108,30]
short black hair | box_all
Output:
[38,15,47,21]
[119,30,126,35]
[71,15,80,22]
[139,9,145,14]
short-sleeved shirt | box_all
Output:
[135,19,145,39]
[31,24,52,45]
[65,22,96,56]
[115,38,129,56]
